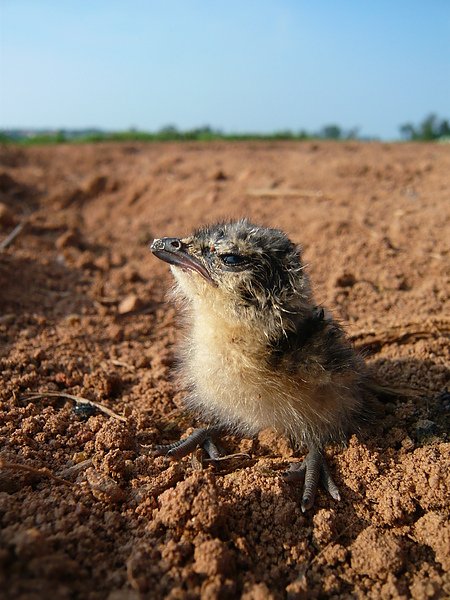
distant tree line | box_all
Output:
[0,124,360,144]
[1,114,448,144]
[399,113,450,141]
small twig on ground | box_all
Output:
[22,391,127,423]
[58,458,93,478]
[0,459,74,487]
[203,452,252,462]
[350,319,450,348]
[111,359,136,372]
[95,297,120,305]
[247,188,324,198]
[0,220,27,251]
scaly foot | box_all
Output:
[154,427,223,460]
[283,447,341,512]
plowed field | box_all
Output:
[0,141,449,599]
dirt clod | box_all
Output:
[351,526,405,579]
[86,467,126,503]
[193,539,235,577]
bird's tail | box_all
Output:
[364,377,422,401]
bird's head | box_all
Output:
[150,219,311,320]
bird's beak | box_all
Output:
[150,237,214,284]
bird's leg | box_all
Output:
[154,427,223,460]
[283,446,341,512]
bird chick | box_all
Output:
[150,219,370,511]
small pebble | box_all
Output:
[335,272,356,288]
[118,294,142,314]
[86,467,125,503]
[415,419,438,442]
[0,202,15,227]
[73,403,98,418]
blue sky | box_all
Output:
[1,1,449,138]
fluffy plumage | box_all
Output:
[151,219,371,510]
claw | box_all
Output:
[301,448,322,511]
[201,437,221,461]
[283,448,340,511]
[154,427,223,460]
[320,457,341,501]
[283,462,306,483]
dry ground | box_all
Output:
[0,141,449,599]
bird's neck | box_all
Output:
[190,295,317,353]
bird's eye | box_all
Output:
[220,253,246,266]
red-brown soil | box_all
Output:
[0,141,449,599]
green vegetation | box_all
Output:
[0,124,360,145]
[1,115,448,145]
[399,113,450,141]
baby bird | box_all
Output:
[150,219,370,511]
